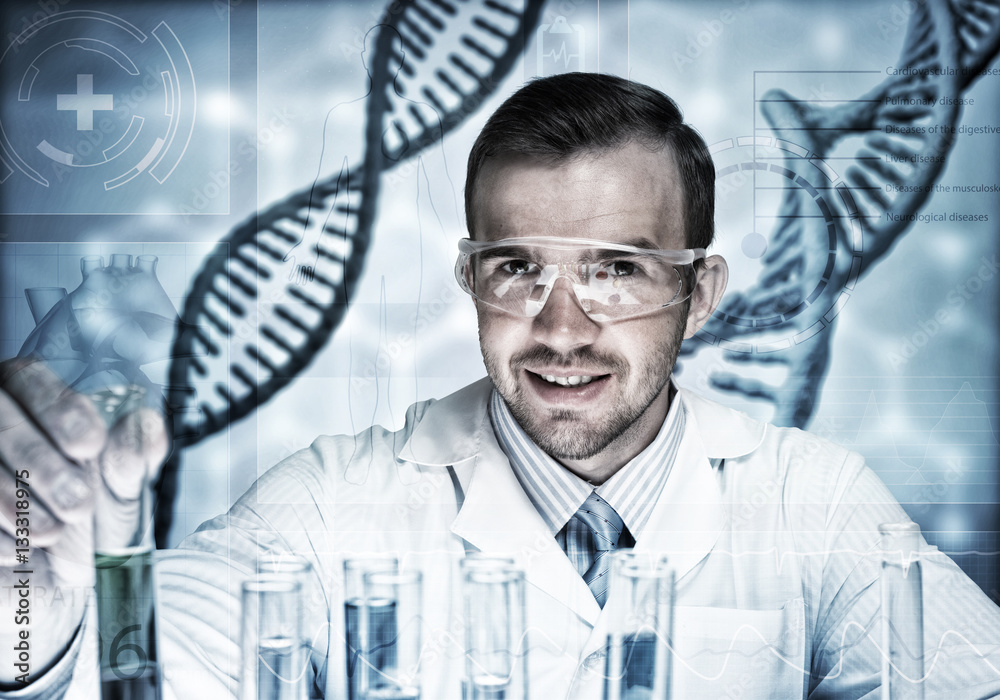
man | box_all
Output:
[2,73,999,699]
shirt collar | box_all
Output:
[489,382,687,540]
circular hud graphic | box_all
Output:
[703,135,866,352]
[0,10,195,191]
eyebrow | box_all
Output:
[476,245,535,261]
[620,237,660,250]
[475,239,670,262]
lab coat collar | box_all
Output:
[394,377,767,627]
[394,377,766,467]
[579,394,742,658]
[450,418,604,625]
[393,377,494,466]
[445,380,761,633]
[393,379,601,620]
[677,386,767,459]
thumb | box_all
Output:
[95,408,169,551]
[100,407,169,500]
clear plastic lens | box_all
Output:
[464,252,695,320]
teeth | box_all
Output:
[540,374,595,386]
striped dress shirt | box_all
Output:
[488,384,687,576]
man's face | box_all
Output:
[472,142,721,480]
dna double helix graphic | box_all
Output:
[155,0,1000,546]
[167,0,545,447]
[680,0,1000,428]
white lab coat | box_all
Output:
[22,378,1000,700]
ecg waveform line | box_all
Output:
[299,544,1000,584]
[659,618,1000,682]
[541,42,581,69]
[846,382,997,464]
[255,648,311,684]
[284,544,1000,688]
[293,610,1000,686]
[820,622,1000,682]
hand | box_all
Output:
[0,358,168,684]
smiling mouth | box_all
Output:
[526,370,610,387]
[539,374,595,386]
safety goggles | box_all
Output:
[455,237,706,322]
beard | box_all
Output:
[480,316,687,461]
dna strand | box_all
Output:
[681,0,1000,428]
[167,0,545,447]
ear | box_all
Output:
[684,254,728,339]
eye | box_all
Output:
[500,259,536,275]
[608,260,637,277]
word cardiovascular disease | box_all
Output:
[886,66,1000,77]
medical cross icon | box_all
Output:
[57,74,114,130]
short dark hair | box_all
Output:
[465,72,715,249]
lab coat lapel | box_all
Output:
[396,378,758,652]
[450,421,603,627]
[580,397,728,660]
[393,377,599,624]
[635,422,726,581]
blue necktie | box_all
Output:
[572,491,634,607]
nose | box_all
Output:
[531,276,601,353]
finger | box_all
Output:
[101,408,170,501]
[94,409,167,552]
[0,463,64,548]
[0,359,106,463]
[0,530,19,567]
[0,389,95,527]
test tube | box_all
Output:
[460,553,516,573]
[344,556,400,700]
[91,385,161,700]
[258,554,314,660]
[240,576,307,700]
[880,522,925,700]
[259,553,312,580]
[603,550,673,700]
[462,562,528,700]
[358,570,423,700]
